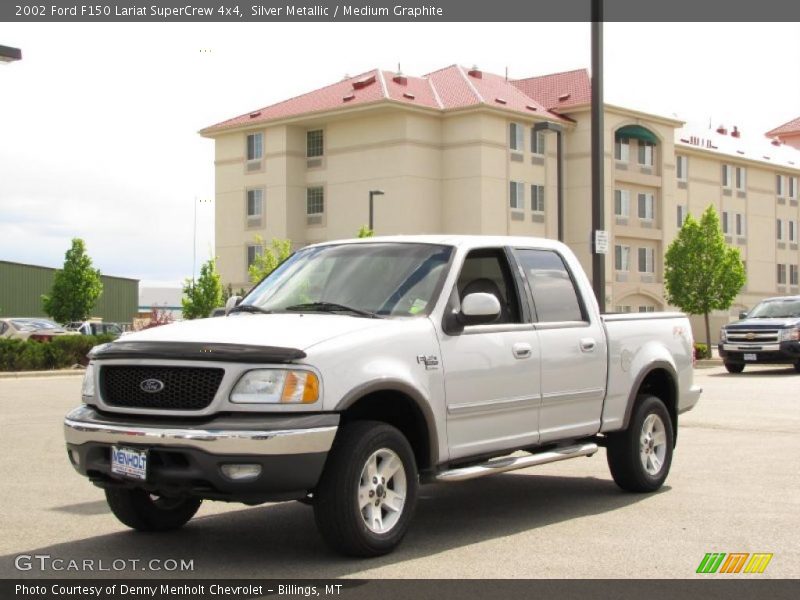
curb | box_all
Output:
[0,369,85,379]
[695,359,723,369]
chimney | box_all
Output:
[731,126,740,138]
[716,124,728,135]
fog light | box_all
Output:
[220,464,262,481]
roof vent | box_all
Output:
[558,93,571,102]
[731,126,740,138]
[716,124,728,135]
[402,92,415,100]
[352,75,376,90]
[393,72,408,86]
[736,150,745,155]
[342,93,355,102]
[525,104,539,111]
[467,65,482,79]
[495,97,507,105]
[249,111,261,119]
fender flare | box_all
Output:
[621,360,679,440]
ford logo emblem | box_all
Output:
[140,379,165,393]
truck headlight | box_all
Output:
[230,369,319,404]
[81,363,96,399]
[719,329,727,343]
[779,328,800,342]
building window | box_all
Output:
[306,129,324,158]
[246,244,263,268]
[790,221,797,243]
[638,247,655,273]
[677,205,687,228]
[790,177,797,199]
[246,189,263,224]
[791,265,799,286]
[614,189,630,217]
[614,245,630,271]
[735,166,746,191]
[246,133,263,161]
[722,211,730,234]
[676,155,688,181]
[306,186,324,215]
[776,174,784,196]
[637,193,655,221]
[638,305,656,313]
[510,181,524,210]
[614,137,630,162]
[509,123,523,151]
[736,213,746,237]
[531,185,545,213]
[777,264,787,285]
[777,219,784,241]
[531,129,546,154]
[721,164,732,188]
[614,305,632,313]
[637,141,654,166]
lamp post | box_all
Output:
[533,122,564,242]
[591,0,606,312]
[0,45,22,63]
[368,189,384,231]
[192,197,213,283]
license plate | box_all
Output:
[744,353,757,361]
[111,446,148,481]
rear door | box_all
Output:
[512,248,607,443]
[439,247,541,460]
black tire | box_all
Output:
[794,362,800,374]
[724,362,745,373]
[606,395,674,493]
[105,488,201,531]
[313,421,418,557]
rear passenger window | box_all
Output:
[517,249,585,323]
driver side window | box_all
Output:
[455,248,522,324]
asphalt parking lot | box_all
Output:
[1,364,798,579]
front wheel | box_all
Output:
[313,421,418,557]
[606,395,674,493]
[105,488,201,531]
[724,362,745,373]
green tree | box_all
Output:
[42,238,103,323]
[248,237,292,283]
[664,205,746,350]
[357,225,374,238]
[182,258,223,319]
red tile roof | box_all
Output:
[202,65,564,134]
[766,116,800,137]
[511,69,591,111]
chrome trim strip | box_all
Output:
[64,418,337,456]
[447,394,540,416]
[722,343,780,351]
[540,387,605,406]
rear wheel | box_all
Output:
[724,362,745,373]
[607,395,674,493]
[105,488,201,531]
[313,421,418,557]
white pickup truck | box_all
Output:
[64,236,701,556]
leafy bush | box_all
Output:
[693,343,711,360]
[0,334,116,371]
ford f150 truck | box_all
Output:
[64,236,701,556]
[718,295,800,373]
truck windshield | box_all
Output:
[241,243,453,318]
[747,299,800,318]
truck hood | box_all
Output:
[119,313,386,351]
[726,318,800,329]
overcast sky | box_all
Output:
[1,22,798,287]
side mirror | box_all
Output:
[460,293,501,325]
[738,311,749,320]
[224,295,242,315]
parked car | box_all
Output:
[0,317,78,342]
[64,236,701,557]
[64,321,124,338]
[718,295,800,373]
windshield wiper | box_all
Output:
[284,302,382,318]
[228,304,272,315]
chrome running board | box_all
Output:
[434,442,598,482]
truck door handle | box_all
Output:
[580,338,596,352]
[512,343,532,359]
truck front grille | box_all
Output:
[726,329,780,344]
[100,366,224,411]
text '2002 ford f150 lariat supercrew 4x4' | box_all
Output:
[65,236,701,556]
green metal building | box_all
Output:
[0,261,139,324]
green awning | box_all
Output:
[616,125,659,144]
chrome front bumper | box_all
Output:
[64,405,338,456]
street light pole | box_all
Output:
[591,0,606,312]
[368,189,384,231]
[193,197,212,283]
